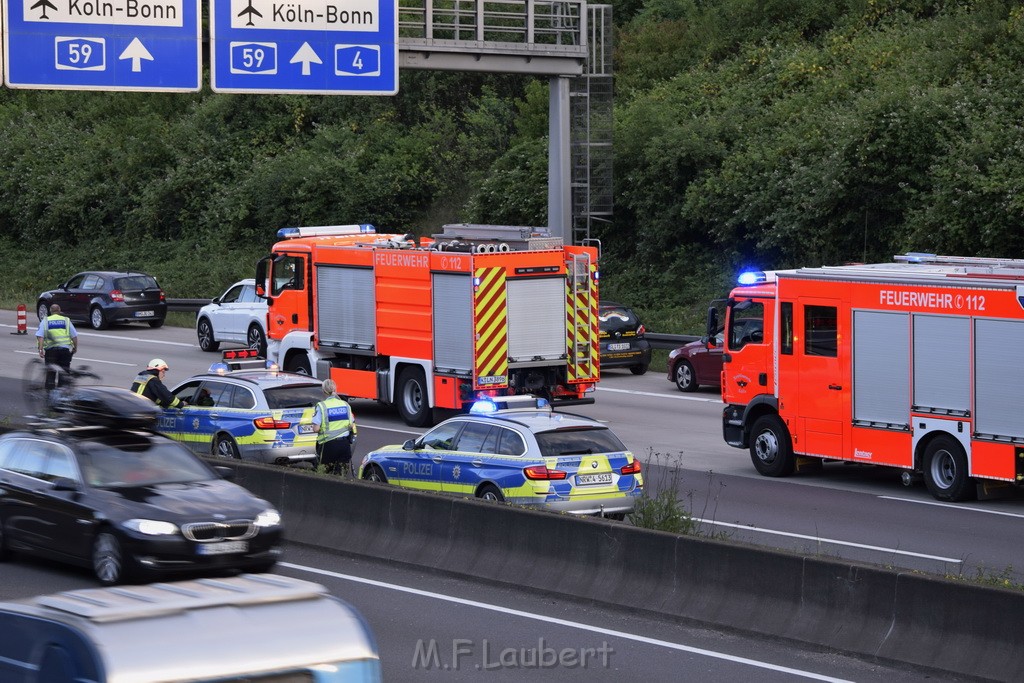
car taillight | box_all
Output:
[637,324,646,336]
[620,459,642,475]
[523,465,568,480]
[159,291,166,301]
[254,417,291,429]
[109,290,124,302]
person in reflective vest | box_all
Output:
[313,379,357,476]
[131,358,186,409]
[35,304,78,391]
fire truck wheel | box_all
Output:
[749,415,795,477]
[674,361,698,392]
[397,367,432,427]
[923,435,974,502]
[286,355,312,375]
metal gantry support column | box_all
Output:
[548,76,573,241]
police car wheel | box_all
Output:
[477,484,504,502]
[213,435,241,460]
[363,464,387,483]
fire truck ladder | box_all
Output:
[566,252,595,381]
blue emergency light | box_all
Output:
[470,399,499,415]
[209,362,230,375]
[738,271,766,286]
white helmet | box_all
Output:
[148,358,169,371]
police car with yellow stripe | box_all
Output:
[359,396,643,518]
[159,352,323,465]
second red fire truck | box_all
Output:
[255,224,600,426]
[718,252,1024,501]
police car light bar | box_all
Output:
[277,225,376,240]
[470,395,551,414]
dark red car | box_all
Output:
[667,318,762,392]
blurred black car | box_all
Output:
[37,270,168,330]
[599,301,652,375]
[0,386,283,586]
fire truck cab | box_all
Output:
[719,253,1024,501]
[256,224,600,426]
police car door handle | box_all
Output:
[471,459,483,467]
[208,413,220,419]
[432,455,443,463]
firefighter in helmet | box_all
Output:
[131,359,186,409]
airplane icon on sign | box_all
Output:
[237,0,262,26]
[30,0,58,20]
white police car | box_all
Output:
[359,396,643,518]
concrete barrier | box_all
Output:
[225,460,1024,681]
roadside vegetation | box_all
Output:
[2,1,1022,334]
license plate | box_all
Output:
[607,342,630,351]
[135,310,154,317]
[196,540,248,555]
[576,472,613,485]
[298,424,316,434]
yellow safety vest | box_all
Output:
[316,397,355,444]
[42,314,74,349]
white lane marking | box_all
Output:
[0,323,195,347]
[597,385,721,403]
[358,423,420,436]
[283,562,853,682]
[14,349,135,366]
[693,518,962,563]
[879,495,1024,519]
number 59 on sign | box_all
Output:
[230,42,277,74]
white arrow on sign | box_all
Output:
[289,42,322,76]
[119,38,154,72]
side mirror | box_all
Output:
[402,439,417,451]
[211,296,221,305]
[52,476,81,492]
[705,306,719,341]
[254,257,270,299]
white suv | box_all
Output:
[196,279,268,355]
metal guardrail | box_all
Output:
[645,332,700,350]
[166,299,210,313]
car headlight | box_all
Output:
[254,509,281,528]
[123,519,179,536]
[668,348,681,359]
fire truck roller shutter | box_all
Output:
[432,273,473,373]
[913,314,970,416]
[975,319,1024,439]
[506,278,567,362]
[316,266,375,348]
[853,310,909,428]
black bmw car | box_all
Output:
[0,387,283,585]
[36,270,168,330]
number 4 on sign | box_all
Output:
[290,42,321,76]
[119,38,154,72]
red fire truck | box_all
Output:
[255,224,600,426]
[718,252,1024,501]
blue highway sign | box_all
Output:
[2,0,201,91]
[211,0,398,94]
